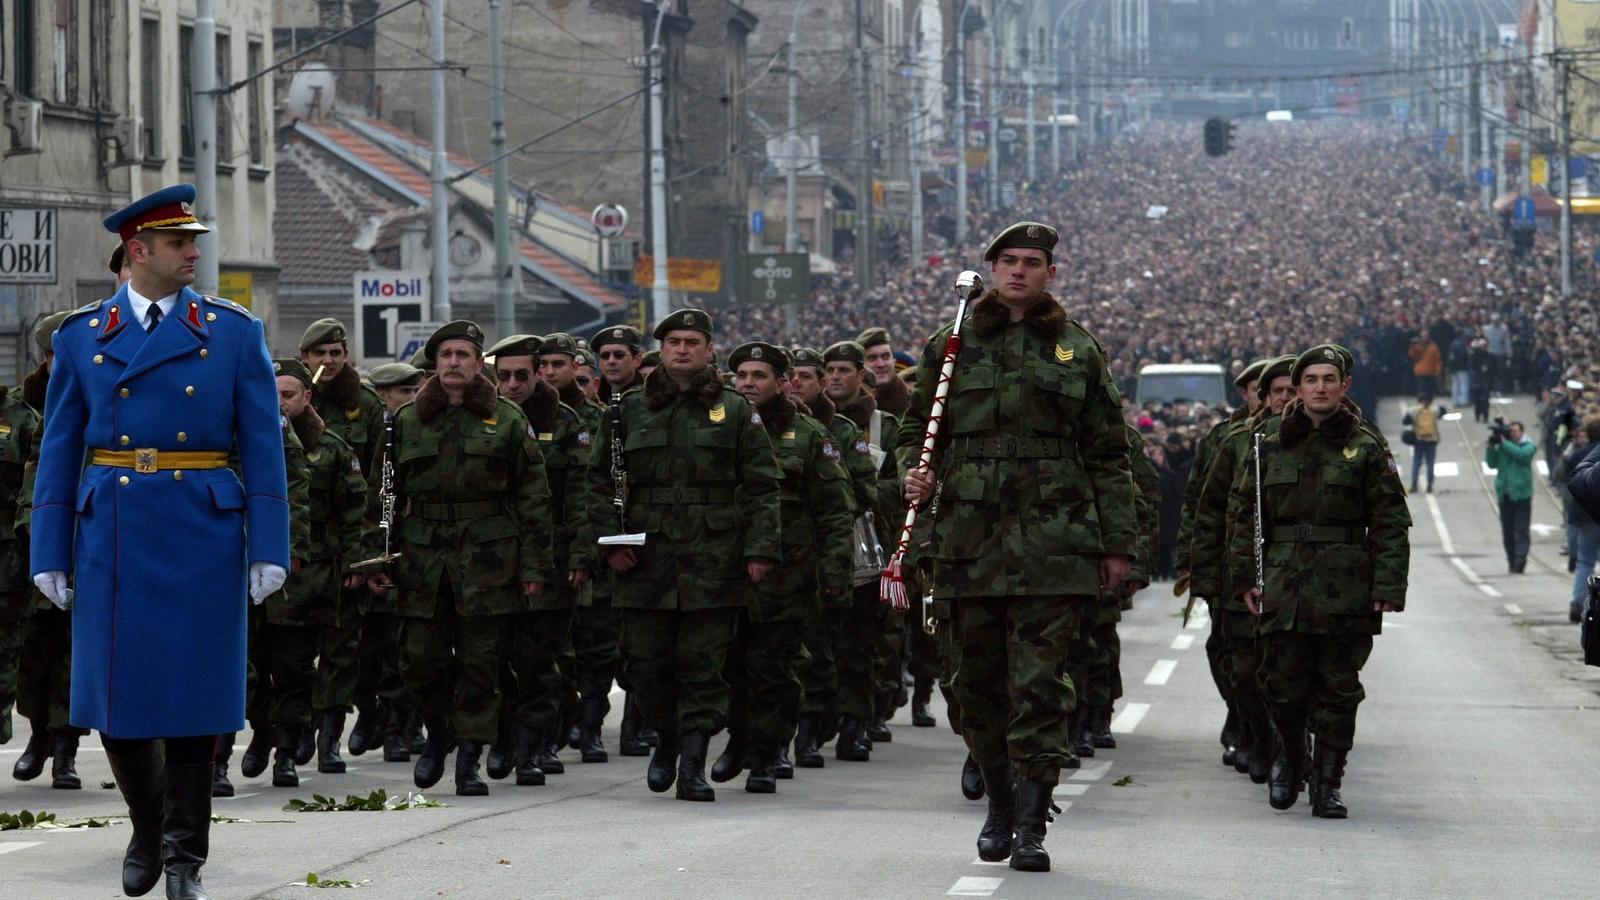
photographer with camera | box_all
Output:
[1485,419,1537,573]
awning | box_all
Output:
[1558,197,1600,216]
[1492,188,1561,216]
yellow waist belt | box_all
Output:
[91,449,230,473]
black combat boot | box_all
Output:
[406,713,427,755]
[619,695,651,757]
[271,727,300,788]
[294,722,316,767]
[454,741,489,796]
[238,724,272,779]
[1310,742,1349,819]
[835,716,871,762]
[868,692,893,743]
[211,736,235,798]
[1070,707,1095,759]
[675,731,715,802]
[162,762,215,900]
[775,746,794,779]
[50,733,81,789]
[1268,722,1308,810]
[711,734,747,784]
[346,703,381,757]
[646,730,679,793]
[578,694,608,763]
[794,714,825,768]
[1220,706,1240,768]
[486,720,515,781]
[514,727,546,786]
[1247,713,1273,785]
[12,729,49,781]
[975,763,1014,862]
[412,722,452,790]
[317,711,347,774]
[537,736,565,774]
[745,744,779,794]
[961,752,986,801]
[911,677,936,727]
[382,707,411,763]
[104,739,164,897]
[1092,704,1117,750]
[1009,779,1053,872]
[1232,719,1253,774]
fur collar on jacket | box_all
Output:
[414,373,499,423]
[290,405,327,452]
[873,368,910,416]
[519,380,562,431]
[757,394,798,436]
[21,362,48,413]
[314,361,364,410]
[1279,397,1361,449]
[806,393,836,426]
[837,387,878,432]
[969,290,1068,342]
[643,364,723,412]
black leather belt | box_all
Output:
[951,436,1068,459]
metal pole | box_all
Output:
[1560,52,1574,297]
[429,0,451,321]
[489,0,513,336]
[987,18,998,209]
[649,4,671,327]
[784,37,800,254]
[854,0,873,289]
[956,4,968,245]
[910,50,924,261]
[1025,67,1036,183]
[194,0,218,296]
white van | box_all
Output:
[1135,363,1228,408]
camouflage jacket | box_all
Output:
[390,375,555,617]
[1190,411,1279,610]
[808,394,875,607]
[14,392,51,613]
[0,390,41,622]
[521,381,593,611]
[749,397,855,623]
[312,363,387,475]
[267,408,364,627]
[587,365,782,611]
[898,292,1137,599]
[1176,407,1244,574]
[1127,425,1161,590]
[1227,400,1411,635]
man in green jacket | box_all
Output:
[900,221,1137,873]
[1485,420,1536,572]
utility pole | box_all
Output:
[194,0,218,296]
[854,0,873,290]
[648,3,671,328]
[909,48,924,262]
[955,9,968,245]
[987,20,998,208]
[1558,51,1574,297]
[429,0,451,321]
[1025,66,1036,183]
[782,8,803,344]
[489,0,513,336]
[1480,39,1493,215]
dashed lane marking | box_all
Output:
[1068,760,1113,782]
[1144,659,1177,686]
[968,859,1008,867]
[1504,603,1524,615]
[1479,584,1503,598]
[947,875,1004,896]
[1110,703,1150,734]
[1184,606,1209,630]
[0,843,42,855]
[1170,634,1195,650]
[1053,782,1089,797]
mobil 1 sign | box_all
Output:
[353,270,427,364]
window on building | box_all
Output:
[179,24,193,161]
[9,0,42,98]
[1223,31,1250,50]
[141,18,161,159]
[1283,27,1317,51]
[52,0,77,104]
[215,33,231,162]
[247,39,263,166]
[1339,18,1358,49]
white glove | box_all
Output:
[249,562,288,605]
[33,572,73,610]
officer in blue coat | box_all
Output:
[29,184,290,900]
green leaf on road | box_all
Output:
[1112,775,1142,787]
[283,789,446,813]
[292,872,367,888]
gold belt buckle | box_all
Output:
[135,448,158,474]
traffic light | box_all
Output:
[1203,117,1235,157]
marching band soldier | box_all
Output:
[31,183,290,899]
[1229,345,1410,819]
[714,343,854,793]
[900,221,1137,873]
[587,308,782,802]
[367,321,555,797]
[858,327,910,417]
[369,362,425,414]
[0,364,44,769]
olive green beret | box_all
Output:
[273,358,315,388]
[108,242,126,275]
[33,310,73,354]
[1233,358,1270,390]
[652,308,714,340]
[984,221,1059,263]
[592,324,643,351]
[409,346,435,371]
[299,317,348,352]
[1257,355,1298,395]
[856,327,891,350]
[822,340,866,366]
[423,319,485,359]
[640,350,661,368]
[369,362,425,388]
[728,341,789,375]
[791,346,825,370]
[540,333,581,358]
[575,348,597,370]
[1292,344,1352,384]
[486,334,541,360]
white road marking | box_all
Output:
[1450,557,1484,584]
[216,792,260,800]
[1053,783,1089,797]
[1170,634,1195,650]
[0,747,105,756]
[0,843,42,855]
[1144,660,1177,686]
[1110,703,1150,734]
[947,876,1004,896]
[1537,460,1550,478]
[1482,461,1497,476]
[1479,584,1503,598]
[968,860,1008,867]
[1431,461,1460,478]
[1184,606,1209,630]
[1068,760,1113,782]
[1530,522,1561,537]
[1428,494,1503,603]
[1504,603,1524,615]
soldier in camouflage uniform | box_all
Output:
[485,334,592,786]
[1229,345,1410,818]
[1190,354,1297,784]
[12,309,87,789]
[367,321,556,797]
[0,382,43,756]
[587,308,782,803]
[900,222,1137,872]
[711,343,855,794]
[369,363,424,413]
[299,319,393,764]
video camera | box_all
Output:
[1488,417,1513,444]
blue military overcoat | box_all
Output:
[30,284,290,738]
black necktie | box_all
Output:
[146,305,162,333]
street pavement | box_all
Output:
[3,396,1598,899]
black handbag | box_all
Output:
[1400,428,1417,446]
[1582,576,1600,667]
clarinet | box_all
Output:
[608,392,628,534]
[1252,429,1265,608]
[379,408,397,560]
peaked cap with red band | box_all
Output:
[103,183,212,242]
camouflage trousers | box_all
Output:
[0,604,22,744]
[1216,609,1267,730]
[500,608,573,733]
[17,606,80,736]
[873,604,905,714]
[937,613,963,734]
[573,605,623,712]
[798,612,836,720]
[724,611,805,747]
[953,596,1085,786]
[311,592,362,716]
[1258,631,1374,752]
[1081,620,1123,708]
[1203,598,1234,710]
[833,584,880,723]
[906,613,942,683]
[621,607,739,738]
[399,592,512,745]
[247,619,320,732]
[350,608,411,722]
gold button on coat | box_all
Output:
[119,435,130,446]
[199,349,209,359]
[185,386,196,396]
[120,388,130,397]
[118,476,129,486]
[173,471,184,481]
[94,355,104,364]
[177,432,188,442]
